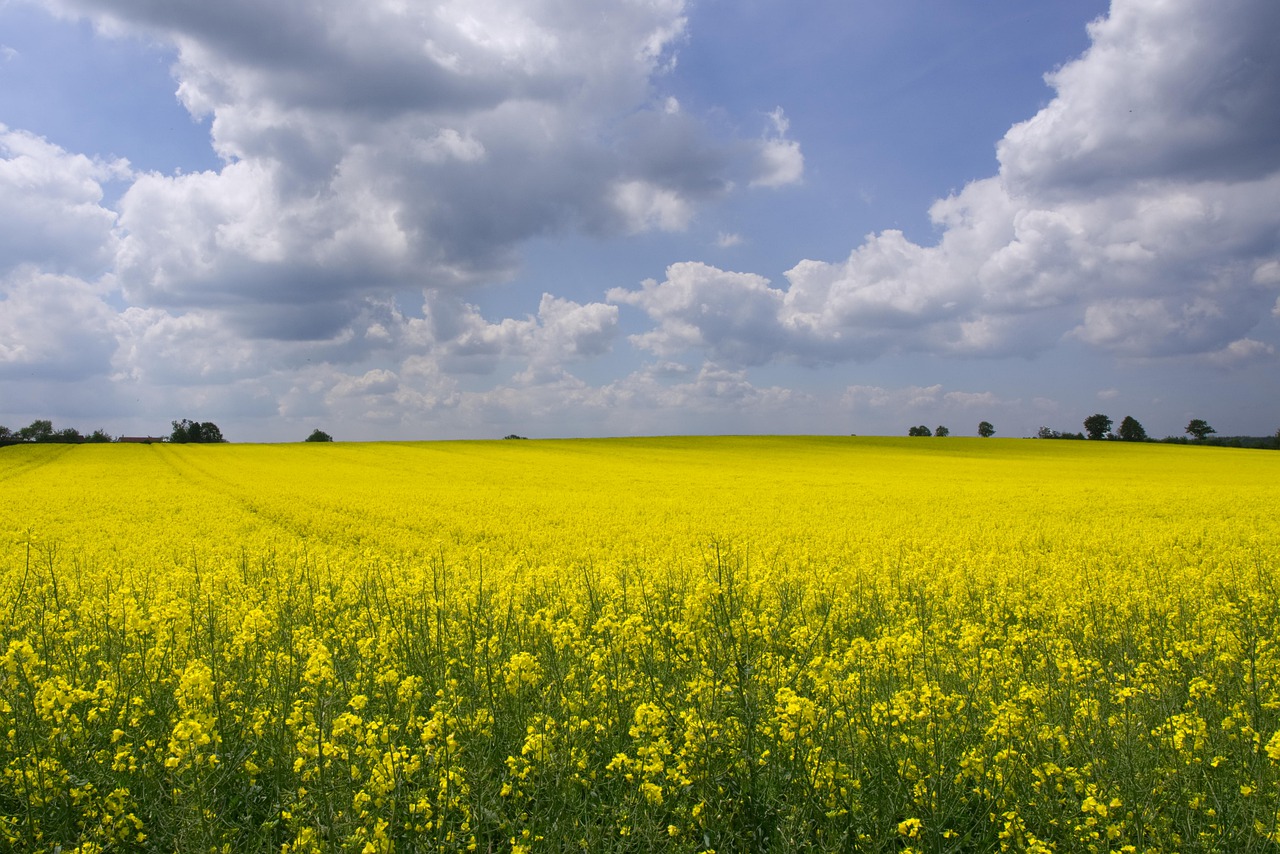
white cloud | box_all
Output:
[8,0,1277,440]
[0,125,127,277]
[413,129,486,164]
[750,108,804,188]
[329,368,399,400]
[1067,295,1226,356]
[1255,261,1280,286]
[313,356,806,438]
[610,180,695,233]
[843,384,943,410]
[1206,337,1275,368]
[34,0,773,341]
[530,294,618,360]
[429,291,618,370]
[612,0,1280,368]
[609,263,785,364]
[752,139,803,189]
[598,361,802,421]
[942,390,1003,408]
[998,0,1280,192]
[113,307,271,385]
[838,383,1016,435]
[0,129,127,383]
[0,269,122,380]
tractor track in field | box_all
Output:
[0,444,76,485]
[149,445,326,544]
[147,445,426,556]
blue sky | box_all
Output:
[2,0,1277,441]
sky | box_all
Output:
[1,0,1278,442]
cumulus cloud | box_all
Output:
[611,0,1280,368]
[0,128,125,385]
[998,0,1280,192]
[834,382,1030,437]
[267,351,802,439]
[638,361,798,410]
[494,360,803,433]
[609,263,786,365]
[0,269,122,380]
[842,384,945,410]
[1206,338,1275,368]
[0,0,816,432]
[8,0,1276,440]
[611,180,695,234]
[427,291,618,376]
[750,109,804,189]
[30,0,784,342]
[329,368,399,400]
[0,125,127,277]
[113,307,273,385]
[839,384,1010,413]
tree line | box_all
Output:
[0,419,342,446]
[0,420,115,445]
[907,421,996,438]
[5,412,1275,448]
[1037,414,1280,447]
[0,418,230,445]
[904,415,1280,448]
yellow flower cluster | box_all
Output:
[1,436,1278,851]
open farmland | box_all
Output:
[1,437,1278,852]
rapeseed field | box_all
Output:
[1,436,1277,852]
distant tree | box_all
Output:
[908,425,932,437]
[1083,413,1112,441]
[17,419,54,443]
[0,425,12,442]
[935,425,950,437]
[978,421,995,438]
[1185,419,1216,441]
[1037,427,1060,439]
[198,422,226,443]
[170,419,226,444]
[53,427,84,443]
[503,434,528,440]
[305,429,334,442]
[170,419,195,443]
[1118,416,1147,442]
[86,429,114,443]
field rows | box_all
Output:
[1,437,1278,852]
